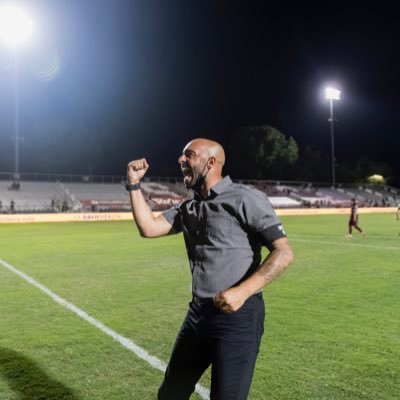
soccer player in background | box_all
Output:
[397,204,400,236]
[348,198,365,238]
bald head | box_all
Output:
[179,138,225,194]
[185,138,225,169]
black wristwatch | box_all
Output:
[125,182,141,191]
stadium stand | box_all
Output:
[315,188,354,206]
[340,185,398,207]
[268,197,302,208]
[62,182,128,212]
[0,181,73,212]
[1,173,399,213]
[140,181,186,211]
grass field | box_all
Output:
[0,214,399,399]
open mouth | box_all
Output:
[181,168,192,177]
[181,167,194,187]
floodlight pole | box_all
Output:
[325,87,340,187]
[0,4,34,189]
[13,50,21,185]
[328,98,336,186]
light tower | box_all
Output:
[0,3,34,189]
[325,87,341,186]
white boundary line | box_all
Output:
[290,237,400,251]
[0,258,210,400]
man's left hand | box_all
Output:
[213,287,249,313]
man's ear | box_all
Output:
[207,157,216,170]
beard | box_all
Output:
[182,160,208,192]
[183,171,205,191]
[191,173,206,192]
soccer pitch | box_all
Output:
[0,214,399,400]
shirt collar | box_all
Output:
[209,175,232,196]
[193,176,232,200]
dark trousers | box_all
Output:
[158,293,265,400]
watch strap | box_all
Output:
[126,182,141,191]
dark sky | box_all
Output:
[0,1,399,183]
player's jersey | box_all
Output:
[350,204,357,220]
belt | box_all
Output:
[192,296,213,305]
[192,292,262,306]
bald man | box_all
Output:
[126,138,293,400]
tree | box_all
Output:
[293,145,331,182]
[227,125,298,179]
[338,157,393,184]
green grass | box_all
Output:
[0,214,399,399]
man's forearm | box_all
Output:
[238,240,294,297]
[213,238,293,313]
[129,189,156,236]
[128,188,173,238]
[126,158,173,238]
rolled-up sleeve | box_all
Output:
[240,190,286,245]
[162,203,182,233]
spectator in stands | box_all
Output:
[348,198,365,238]
[126,138,293,400]
[0,199,2,213]
[10,199,15,213]
[61,200,68,212]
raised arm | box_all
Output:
[127,159,174,238]
[214,237,294,312]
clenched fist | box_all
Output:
[213,286,248,313]
[127,158,149,183]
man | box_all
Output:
[126,138,293,400]
[397,204,400,236]
[348,198,365,238]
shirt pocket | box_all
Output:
[204,211,231,240]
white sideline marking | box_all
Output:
[0,258,210,400]
[290,237,400,251]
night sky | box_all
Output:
[0,1,399,184]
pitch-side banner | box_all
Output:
[0,208,396,224]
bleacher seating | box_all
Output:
[268,197,302,208]
[61,182,129,212]
[0,181,71,212]
[315,188,353,206]
[1,175,399,213]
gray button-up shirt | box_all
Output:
[163,176,286,298]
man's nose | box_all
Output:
[178,154,186,164]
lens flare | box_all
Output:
[32,49,61,81]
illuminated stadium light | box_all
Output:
[0,3,34,47]
[325,87,341,101]
[325,86,341,186]
[0,3,34,189]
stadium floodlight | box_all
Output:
[0,4,34,47]
[0,3,34,189]
[325,86,341,186]
[325,87,341,101]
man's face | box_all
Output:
[178,142,208,188]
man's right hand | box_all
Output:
[127,159,149,183]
